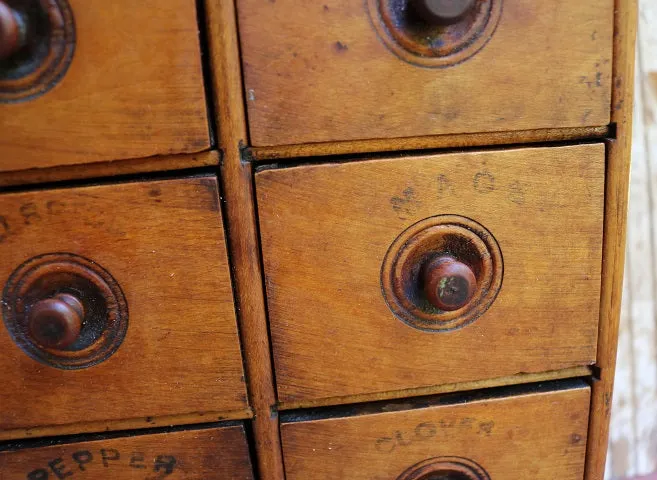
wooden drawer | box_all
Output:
[0,0,209,172]
[237,0,613,147]
[0,423,254,479]
[280,381,590,479]
[256,144,604,404]
[0,176,247,433]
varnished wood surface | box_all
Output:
[0,152,219,189]
[238,0,613,147]
[0,424,254,479]
[205,1,286,479]
[0,409,252,443]
[0,0,209,172]
[586,1,638,479]
[281,382,591,479]
[0,177,248,433]
[278,366,591,411]
[249,126,610,162]
[0,1,633,478]
[257,144,604,404]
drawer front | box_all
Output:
[280,382,590,479]
[0,0,209,172]
[238,0,613,147]
[0,424,254,479]
[256,144,604,403]
[0,177,247,431]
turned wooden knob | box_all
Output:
[28,294,84,349]
[414,473,472,480]
[423,256,477,311]
[0,1,23,60]
[397,457,490,480]
[412,0,477,25]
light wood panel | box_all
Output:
[606,1,655,478]
[281,382,591,479]
[0,424,254,479]
[634,4,657,474]
[0,0,209,172]
[256,144,604,404]
[608,272,635,479]
[610,45,657,479]
[237,0,613,147]
[0,177,248,434]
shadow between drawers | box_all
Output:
[280,377,591,424]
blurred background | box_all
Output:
[606,2,657,479]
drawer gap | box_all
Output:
[280,377,590,424]
[253,139,609,173]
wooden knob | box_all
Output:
[28,294,84,349]
[0,1,23,60]
[423,256,476,311]
[397,457,489,480]
[412,0,477,25]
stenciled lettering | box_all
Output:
[71,451,93,472]
[25,448,178,477]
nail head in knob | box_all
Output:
[423,256,477,311]
[382,216,502,331]
[412,0,478,24]
[28,294,84,349]
[0,1,22,60]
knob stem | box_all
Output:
[0,1,25,60]
[423,255,477,311]
[28,293,84,349]
[412,0,477,25]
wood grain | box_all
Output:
[205,0,286,479]
[0,0,209,172]
[585,1,638,478]
[0,152,219,189]
[0,424,254,479]
[238,0,613,147]
[278,366,591,411]
[0,177,248,432]
[607,28,657,478]
[0,409,252,443]
[256,144,605,404]
[629,3,657,474]
[608,272,635,479]
[248,126,610,162]
[281,382,591,479]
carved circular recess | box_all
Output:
[2,253,128,369]
[397,457,491,480]
[0,0,75,103]
[367,0,503,68]
[381,215,503,332]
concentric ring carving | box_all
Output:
[2,253,128,369]
[367,0,503,68]
[0,0,75,102]
[381,215,503,332]
[397,456,491,480]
